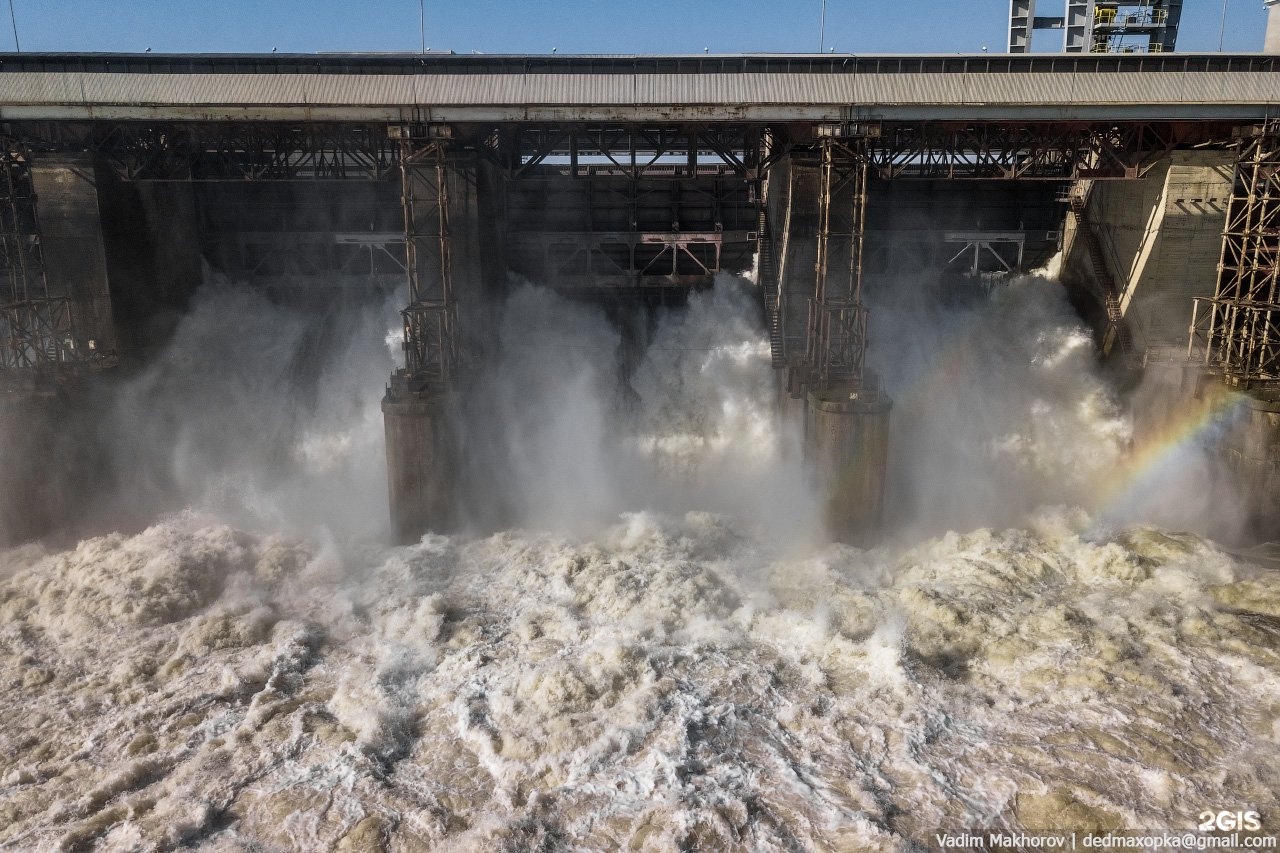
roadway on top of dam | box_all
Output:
[0,52,1277,123]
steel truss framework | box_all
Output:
[11,121,400,181]
[1190,122,1280,388]
[398,139,461,392]
[801,136,870,393]
[0,117,1248,393]
[203,232,405,289]
[863,121,1210,180]
[505,230,753,289]
[502,175,757,284]
[497,123,761,287]
[7,119,1223,183]
[0,140,80,374]
[496,124,762,180]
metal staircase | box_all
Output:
[1069,191,1134,355]
[757,207,785,369]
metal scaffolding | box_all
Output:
[1189,123,1280,388]
[397,138,461,392]
[0,140,79,376]
[804,136,870,392]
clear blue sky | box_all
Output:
[5,1,1271,55]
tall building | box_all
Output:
[1009,0,1182,53]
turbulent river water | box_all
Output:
[1,274,1277,851]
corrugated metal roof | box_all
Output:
[0,68,1276,121]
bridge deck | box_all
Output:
[0,53,1277,123]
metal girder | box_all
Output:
[865,121,1189,180]
[1190,122,1280,388]
[14,121,399,181]
[506,230,754,287]
[500,124,761,180]
[202,231,405,288]
[943,231,1026,276]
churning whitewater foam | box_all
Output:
[0,273,1277,850]
[0,511,1276,850]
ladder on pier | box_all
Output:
[757,207,786,369]
[1069,192,1134,355]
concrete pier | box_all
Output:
[30,154,118,355]
[1219,394,1280,540]
[381,389,461,544]
[1135,363,1280,543]
[806,387,892,545]
[0,389,107,546]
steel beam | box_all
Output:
[864,121,1196,180]
[500,124,759,180]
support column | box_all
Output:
[1191,123,1280,387]
[807,388,891,545]
[788,131,893,544]
[383,131,486,543]
[383,390,460,542]
[0,142,84,379]
[0,144,109,544]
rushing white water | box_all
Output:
[0,274,1277,851]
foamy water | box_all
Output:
[1,274,1277,850]
[0,511,1276,850]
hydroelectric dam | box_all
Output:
[1,51,1278,544]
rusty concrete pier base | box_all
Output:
[806,385,892,546]
[381,386,461,544]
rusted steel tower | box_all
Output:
[1191,122,1280,388]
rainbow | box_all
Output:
[1097,383,1248,518]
